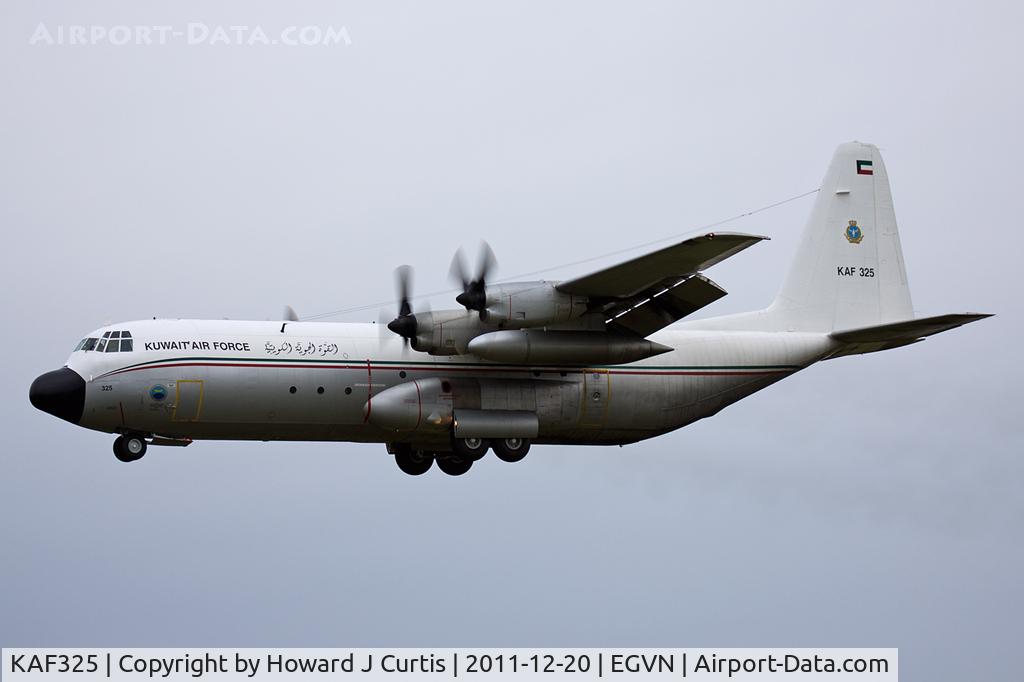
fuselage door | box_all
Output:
[172,380,204,422]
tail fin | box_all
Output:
[769,141,913,331]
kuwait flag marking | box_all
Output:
[856,159,874,175]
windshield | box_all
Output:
[76,331,132,353]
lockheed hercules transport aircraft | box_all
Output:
[30,142,989,476]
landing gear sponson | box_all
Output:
[391,436,532,476]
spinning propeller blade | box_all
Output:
[450,241,497,320]
[386,265,418,346]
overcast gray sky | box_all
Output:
[1,1,1021,679]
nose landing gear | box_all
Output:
[113,434,147,463]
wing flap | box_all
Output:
[608,274,728,337]
[557,232,767,298]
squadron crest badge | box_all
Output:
[149,384,167,401]
[845,220,864,244]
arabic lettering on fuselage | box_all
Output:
[265,341,339,357]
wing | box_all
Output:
[554,232,766,336]
[557,232,767,298]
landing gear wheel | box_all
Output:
[395,448,434,476]
[492,437,531,463]
[451,436,490,461]
[435,453,473,476]
[113,434,147,463]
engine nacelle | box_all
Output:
[483,282,588,327]
[409,310,489,356]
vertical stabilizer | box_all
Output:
[770,142,913,331]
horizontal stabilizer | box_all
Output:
[828,313,992,358]
[557,232,766,298]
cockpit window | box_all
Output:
[79,331,131,352]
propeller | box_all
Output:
[449,241,497,320]
[385,265,418,346]
[282,305,299,322]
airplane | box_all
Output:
[29,142,990,476]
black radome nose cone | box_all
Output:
[29,367,86,424]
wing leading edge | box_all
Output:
[557,232,767,298]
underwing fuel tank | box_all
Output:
[467,330,672,365]
[365,378,453,432]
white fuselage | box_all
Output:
[63,319,835,447]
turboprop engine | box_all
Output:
[406,309,488,355]
[449,243,589,325]
[476,281,589,327]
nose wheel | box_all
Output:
[113,434,147,463]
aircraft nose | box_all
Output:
[29,367,86,424]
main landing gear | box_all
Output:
[113,434,147,463]
[492,437,531,462]
[394,445,434,476]
[390,436,532,476]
